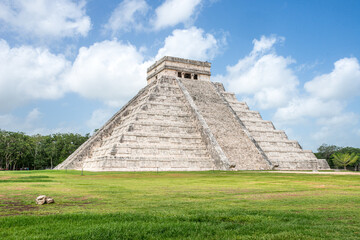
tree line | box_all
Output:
[315,144,360,170]
[1,130,359,171]
[0,130,89,170]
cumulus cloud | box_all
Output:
[272,56,360,148]
[274,97,344,123]
[252,35,284,54]
[155,27,219,61]
[105,0,149,35]
[0,108,41,132]
[86,108,115,131]
[0,39,70,111]
[311,113,359,146]
[218,35,298,109]
[304,57,360,100]
[0,107,87,135]
[152,0,202,30]
[66,39,147,107]
[274,57,360,124]
[0,25,223,113]
[0,0,91,38]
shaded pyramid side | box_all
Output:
[56,77,216,171]
[179,78,272,170]
[213,83,330,170]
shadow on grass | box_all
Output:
[0,175,53,183]
[0,209,355,240]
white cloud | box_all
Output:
[155,27,219,61]
[312,113,359,145]
[274,57,360,124]
[272,55,360,149]
[0,0,91,38]
[0,108,85,135]
[0,39,70,111]
[66,39,147,107]
[152,0,202,30]
[304,57,360,100]
[252,35,284,54]
[274,97,344,124]
[105,0,149,35]
[86,108,115,131]
[0,108,41,132]
[218,35,298,109]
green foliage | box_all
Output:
[332,152,359,170]
[315,144,342,167]
[316,144,360,170]
[0,130,89,170]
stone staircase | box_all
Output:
[214,83,329,170]
[180,78,271,170]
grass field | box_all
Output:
[1,170,360,239]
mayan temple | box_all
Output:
[55,56,330,171]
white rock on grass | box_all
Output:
[36,195,55,205]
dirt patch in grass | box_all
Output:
[61,201,93,207]
[6,186,27,191]
[0,176,11,180]
[0,200,39,216]
[247,191,326,200]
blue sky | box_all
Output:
[0,0,360,151]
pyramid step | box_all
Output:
[250,130,288,141]
[135,119,194,127]
[148,101,186,108]
[83,158,215,171]
[86,155,213,164]
[93,149,210,158]
[242,119,275,129]
[112,121,198,133]
[258,140,301,149]
[256,139,297,144]
[221,92,238,102]
[262,147,307,153]
[98,132,204,146]
[123,132,203,139]
[229,103,250,111]
[266,151,316,160]
[97,142,208,151]
[135,113,193,122]
[246,126,277,132]
[147,93,184,100]
[234,111,262,120]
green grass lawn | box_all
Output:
[1,170,360,239]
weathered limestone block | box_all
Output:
[36,195,55,205]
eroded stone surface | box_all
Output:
[54,56,330,171]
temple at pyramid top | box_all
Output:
[147,56,211,84]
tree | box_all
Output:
[0,130,89,170]
[331,152,359,170]
[315,144,342,167]
[338,147,360,171]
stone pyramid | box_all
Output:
[55,56,330,171]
